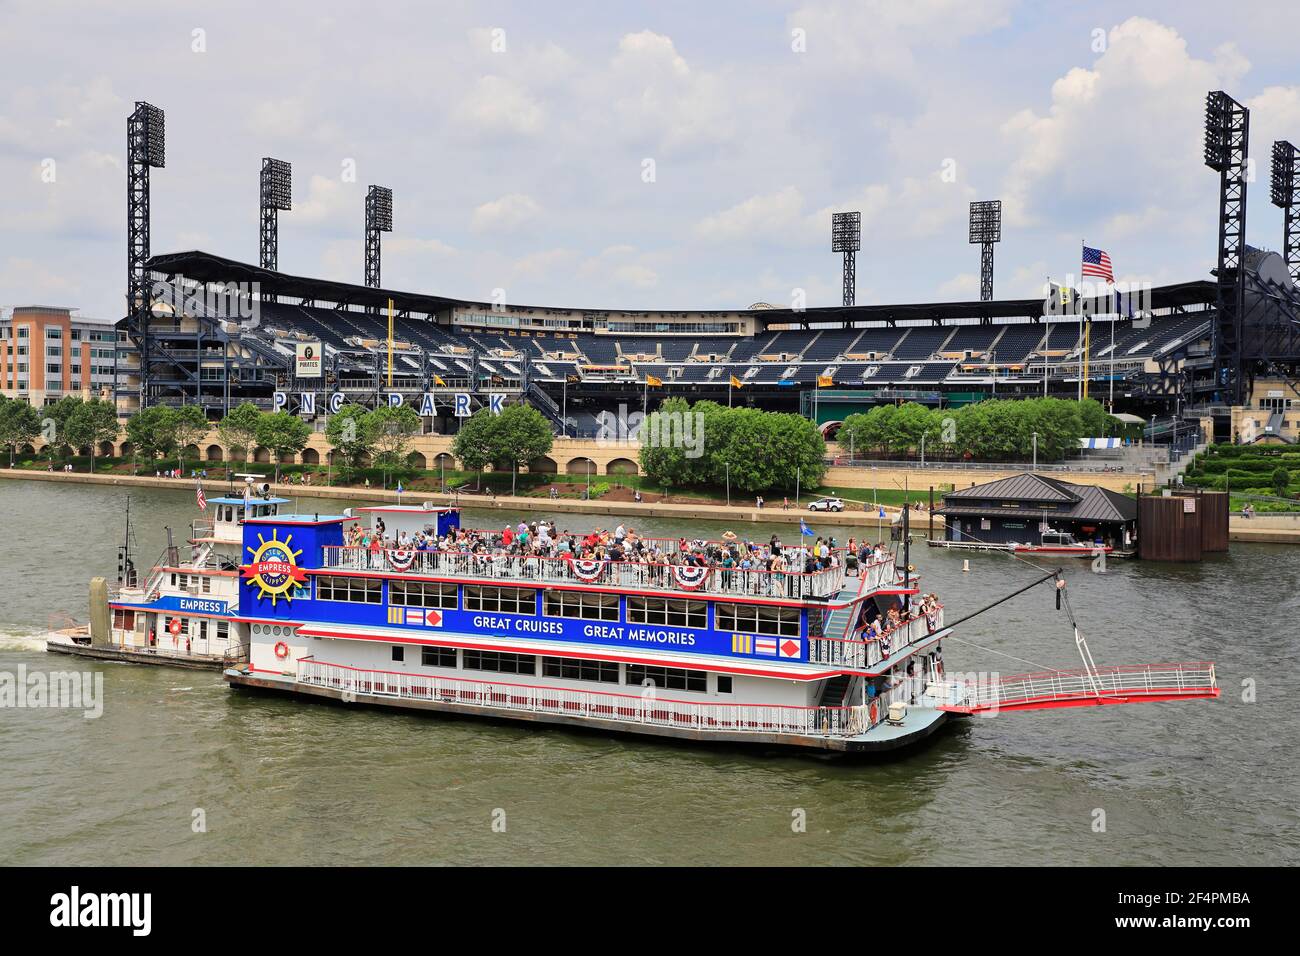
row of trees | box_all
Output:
[837,397,1114,462]
[451,405,555,493]
[638,398,827,494]
[0,395,120,469]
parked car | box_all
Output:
[808,496,845,512]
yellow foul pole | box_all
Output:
[387,297,394,388]
[1082,318,1090,400]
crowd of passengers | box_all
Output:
[337,520,905,594]
[856,592,944,656]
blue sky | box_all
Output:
[2,0,1299,319]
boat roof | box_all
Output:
[208,496,292,506]
[354,505,459,514]
[244,513,352,525]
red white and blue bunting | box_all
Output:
[671,565,712,591]
[567,557,608,583]
[385,549,418,573]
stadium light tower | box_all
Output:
[365,185,393,290]
[1203,90,1250,406]
[831,211,861,307]
[1271,140,1299,285]
[260,158,292,273]
[126,101,165,404]
[968,200,1002,301]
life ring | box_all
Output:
[274,641,290,660]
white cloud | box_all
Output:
[471,193,542,233]
[453,75,544,139]
[694,187,805,243]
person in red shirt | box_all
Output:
[502,526,514,547]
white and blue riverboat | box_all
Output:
[215,502,1220,753]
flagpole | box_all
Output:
[1109,305,1116,412]
[1044,276,1051,397]
[387,297,394,389]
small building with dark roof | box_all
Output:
[934,473,1138,549]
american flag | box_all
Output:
[195,482,207,511]
[1081,244,1114,284]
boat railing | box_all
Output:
[297,657,883,739]
[930,661,1219,713]
[810,606,945,670]
[318,546,848,599]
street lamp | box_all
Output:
[1032,431,1038,471]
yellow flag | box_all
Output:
[818,374,833,387]
[646,374,663,387]
[730,374,744,389]
[433,375,447,387]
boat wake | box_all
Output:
[0,629,54,653]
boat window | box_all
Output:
[715,602,800,637]
[421,646,457,668]
[625,664,706,693]
[717,675,733,694]
[463,650,536,675]
[542,657,619,683]
[316,575,383,604]
[543,590,620,622]
[464,586,536,616]
[626,597,706,629]
[390,581,458,609]
[391,646,404,662]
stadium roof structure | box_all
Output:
[148,249,1217,329]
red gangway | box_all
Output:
[937,662,1219,715]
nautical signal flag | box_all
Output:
[818,374,834,387]
[731,633,753,654]
[1081,244,1114,284]
[433,375,448,387]
[646,374,663,387]
[730,374,744,388]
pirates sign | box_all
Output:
[242,531,308,605]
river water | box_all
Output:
[0,477,1296,865]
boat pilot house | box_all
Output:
[934,473,1138,552]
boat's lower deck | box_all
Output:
[224,666,952,753]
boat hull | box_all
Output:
[224,667,952,754]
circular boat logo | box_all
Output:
[242,531,307,605]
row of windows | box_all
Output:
[315,576,799,636]
[390,580,457,609]
[465,585,536,615]
[716,603,801,637]
[542,590,620,621]
[317,576,382,604]
[395,646,726,693]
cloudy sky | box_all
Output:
[3,0,1299,320]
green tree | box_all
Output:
[41,395,84,463]
[638,397,697,498]
[325,404,377,475]
[171,405,211,474]
[0,397,41,467]
[488,404,554,495]
[365,404,422,488]
[1272,466,1290,498]
[451,408,497,489]
[63,399,120,473]
[125,406,179,468]
[217,402,263,466]
[255,411,311,483]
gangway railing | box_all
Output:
[810,606,945,671]
[930,662,1218,714]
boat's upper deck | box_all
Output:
[317,543,878,601]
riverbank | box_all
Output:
[0,467,912,529]
[8,468,1294,542]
